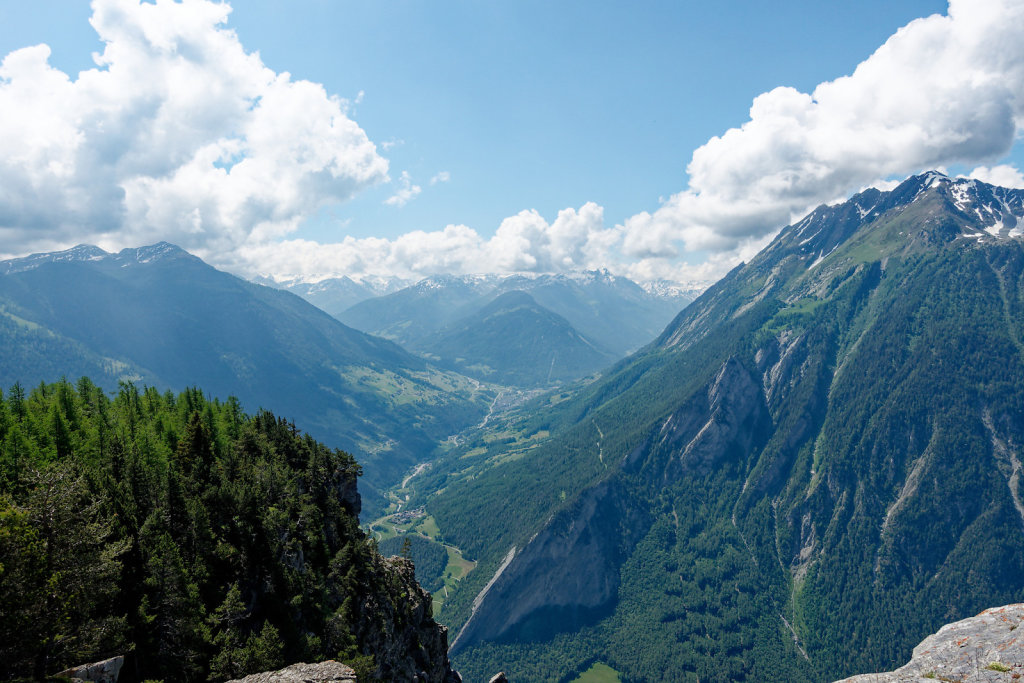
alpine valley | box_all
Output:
[4,171,1024,683]
[313,269,702,385]
[0,244,697,513]
[0,243,494,517]
[395,172,1024,681]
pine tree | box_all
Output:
[243,621,285,675]
[0,463,127,679]
[138,519,209,680]
[209,583,249,681]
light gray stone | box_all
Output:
[835,604,1024,682]
[55,655,124,683]
[226,661,356,683]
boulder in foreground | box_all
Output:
[227,661,356,683]
[835,604,1024,682]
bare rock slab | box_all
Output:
[835,604,1024,682]
[55,656,124,683]
[226,661,357,683]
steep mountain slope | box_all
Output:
[412,173,1024,681]
[0,243,491,509]
[418,290,618,386]
[339,270,702,358]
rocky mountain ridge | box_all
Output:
[252,274,410,319]
[425,171,1024,681]
[0,241,199,274]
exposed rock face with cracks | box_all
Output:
[835,604,1024,682]
[227,661,357,683]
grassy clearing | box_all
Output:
[571,663,622,683]
[764,296,826,334]
[487,449,532,466]
[340,365,460,406]
[434,544,477,616]
[0,308,43,331]
[367,517,401,542]
[458,426,553,467]
[413,515,441,539]
[483,429,518,443]
[444,546,476,581]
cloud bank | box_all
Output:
[0,0,387,258]
[0,0,1022,284]
[621,0,1024,262]
[231,203,620,282]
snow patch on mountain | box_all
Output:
[0,244,111,275]
[640,279,710,300]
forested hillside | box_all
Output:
[0,378,457,682]
[0,243,494,516]
[408,173,1024,681]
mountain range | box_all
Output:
[416,290,619,386]
[402,172,1024,681]
[0,242,492,515]
[337,270,702,358]
[258,270,702,388]
[5,169,1023,681]
[323,270,702,387]
[251,273,410,319]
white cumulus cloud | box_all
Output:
[2,0,1023,287]
[966,164,1024,189]
[0,0,387,258]
[236,202,621,283]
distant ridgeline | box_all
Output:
[0,241,495,519]
[0,378,458,683]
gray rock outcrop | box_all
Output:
[54,656,124,683]
[227,661,356,683]
[835,604,1024,682]
[449,477,650,653]
[355,555,461,682]
[450,356,769,655]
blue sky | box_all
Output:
[225,1,953,240]
[0,0,1021,282]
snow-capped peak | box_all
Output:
[119,242,187,264]
[0,244,110,275]
[640,279,711,300]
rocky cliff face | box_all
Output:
[429,173,1024,681]
[450,477,651,652]
[449,356,766,654]
[657,356,770,480]
[354,555,460,682]
[835,604,1024,682]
